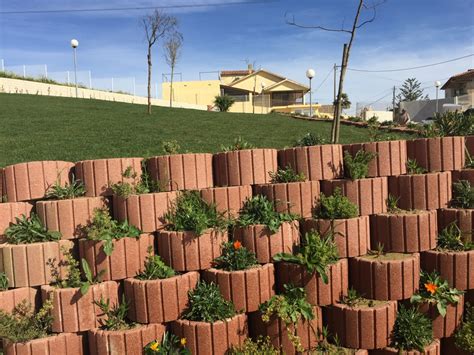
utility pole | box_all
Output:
[392,85,396,122]
[333,63,337,103]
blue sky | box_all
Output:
[1,0,473,108]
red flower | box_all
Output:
[233,240,242,250]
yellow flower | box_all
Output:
[180,338,187,346]
[150,341,159,351]
[424,282,438,295]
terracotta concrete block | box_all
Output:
[0,287,38,313]
[113,191,177,232]
[451,168,474,184]
[254,181,320,218]
[421,250,474,291]
[199,185,252,218]
[36,197,106,239]
[4,332,85,355]
[233,221,300,264]
[3,161,74,202]
[276,259,348,306]
[0,202,33,235]
[388,171,452,210]
[302,216,370,258]
[438,208,474,244]
[88,323,166,355]
[79,233,154,281]
[75,157,143,197]
[0,240,72,287]
[213,149,277,186]
[419,294,464,339]
[124,271,199,324]
[370,210,437,253]
[466,135,474,156]
[147,153,213,191]
[249,306,322,355]
[202,263,275,312]
[171,314,248,355]
[343,140,408,177]
[278,144,343,181]
[407,136,465,172]
[324,300,397,349]
[441,336,471,355]
[0,168,4,200]
[371,340,440,354]
[321,177,388,216]
[349,253,420,301]
[157,229,228,271]
[41,281,119,333]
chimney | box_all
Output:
[248,63,253,73]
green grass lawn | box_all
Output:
[0,93,413,167]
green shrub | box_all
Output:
[314,188,359,219]
[410,270,463,317]
[164,191,228,235]
[269,166,306,183]
[111,164,164,198]
[455,303,474,353]
[386,194,404,214]
[0,298,54,343]
[437,222,474,251]
[161,140,181,155]
[144,332,191,354]
[343,150,377,180]
[84,208,141,256]
[391,305,433,352]
[212,241,258,271]
[406,158,427,175]
[293,132,327,147]
[0,272,9,291]
[229,336,278,355]
[45,176,86,200]
[136,247,176,280]
[5,213,61,244]
[259,284,314,352]
[182,281,236,323]
[221,136,254,152]
[214,95,235,112]
[421,111,474,137]
[238,195,297,233]
[274,231,339,284]
[95,295,134,331]
[452,180,474,209]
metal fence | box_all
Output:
[355,101,393,117]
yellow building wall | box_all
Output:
[266,80,308,92]
[162,80,220,106]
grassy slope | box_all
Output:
[0,94,412,167]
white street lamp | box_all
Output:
[435,80,441,114]
[306,69,315,117]
[71,39,79,98]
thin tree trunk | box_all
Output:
[330,0,364,143]
[147,46,152,115]
[170,65,174,108]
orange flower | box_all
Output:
[424,282,438,295]
[233,240,242,250]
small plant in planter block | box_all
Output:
[249,284,322,354]
[254,166,320,218]
[233,195,300,264]
[88,296,166,355]
[453,303,474,354]
[320,150,388,216]
[370,195,437,253]
[158,191,229,271]
[421,222,474,291]
[314,326,369,354]
[199,185,253,219]
[124,247,199,323]
[324,288,398,350]
[228,336,279,355]
[202,241,275,312]
[0,297,86,355]
[274,230,348,306]
[144,332,191,355]
[410,270,464,338]
[371,306,440,355]
[1,214,72,287]
[303,188,369,258]
[0,201,33,241]
[0,271,38,313]
[171,281,248,355]
[388,158,452,210]
[41,246,119,333]
[79,207,153,281]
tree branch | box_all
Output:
[285,12,352,33]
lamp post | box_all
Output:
[435,80,441,115]
[70,39,79,98]
[306,69,315,117]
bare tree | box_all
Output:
[142,10,178,115]
[164,31,183,108]
[287,1,385,143]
